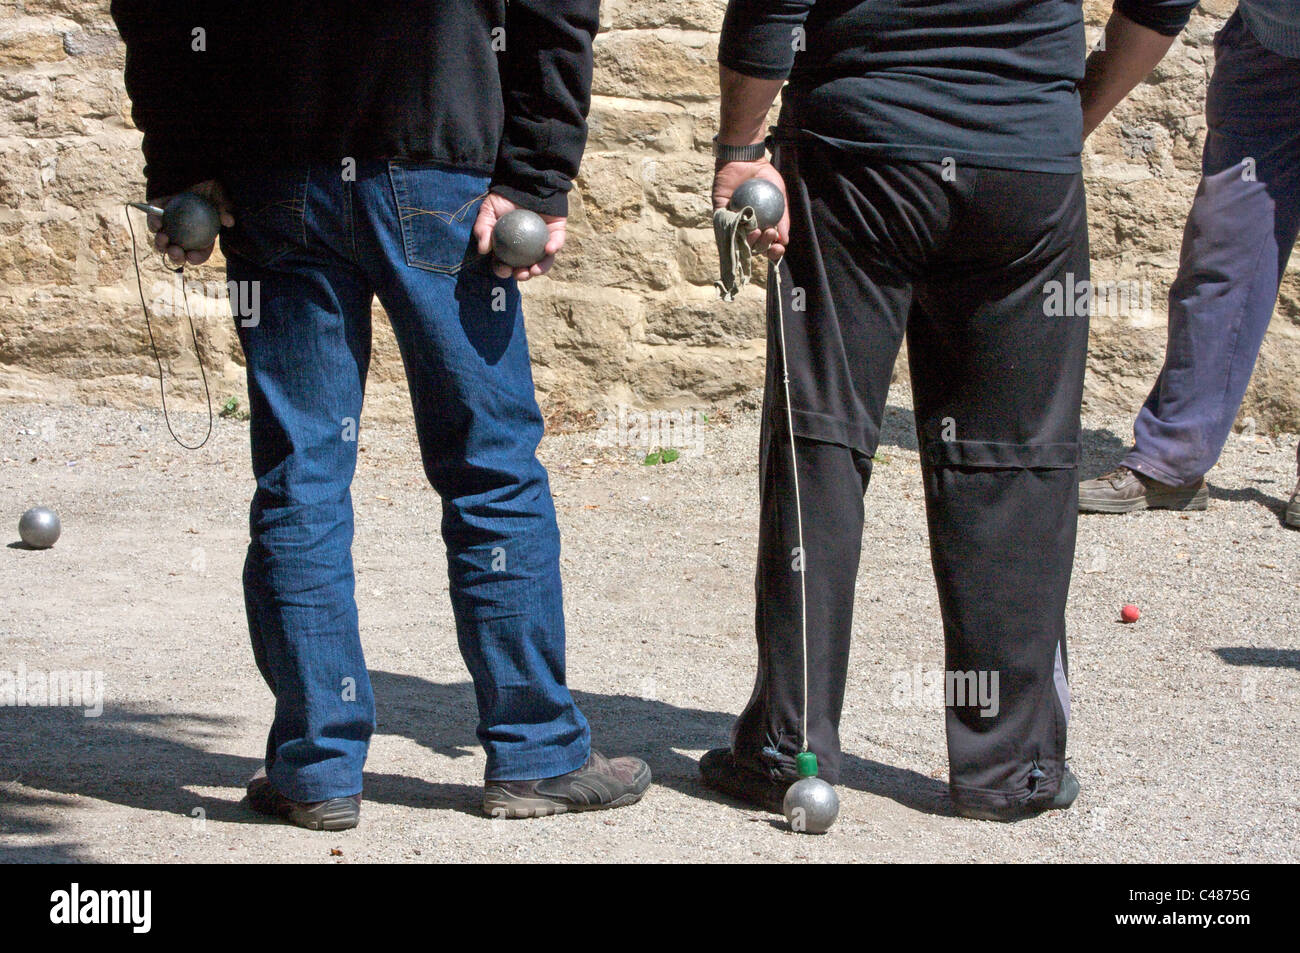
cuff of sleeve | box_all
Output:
[489,181,569,218]
[1113,1,1192,38]
[144,162,216,201]
[717,49,793,81]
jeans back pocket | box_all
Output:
[388,161,487,275]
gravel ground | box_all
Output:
[0,388,1296,863]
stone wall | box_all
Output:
[1,0,1296,431]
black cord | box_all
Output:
[125,205,214,450]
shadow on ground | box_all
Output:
[1207,484,1294,526]
[1080,426,1130,476]
[878,404,919,452]
[0,672,950,859]
[1214,647,1300,670]
[374,671,952,818]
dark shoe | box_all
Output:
[1078,466,1208,513]
[1286,474,1299,529]
[698,747,790,814]
[245,766,361,831]
[482,750,651,818]
[953,766,1080,822]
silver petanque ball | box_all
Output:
[18,506,61,549]
[783,776,839,834]
[729,177,785,230]
[161,192,221,251]
[492,208,550,268]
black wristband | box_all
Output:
[712,136,767,162]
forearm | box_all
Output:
[718,65,784,148]
[1079,9,1182,138]
[716,0,815,150]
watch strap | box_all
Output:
[712,137,767,162]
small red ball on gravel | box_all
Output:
[1121,604,1141,623]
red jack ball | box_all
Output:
[1120,604,1141,624]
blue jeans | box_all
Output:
[220,159,590,802]
[1125,10,1300,485]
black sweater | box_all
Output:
[110,1,601,216]
[719,0,1199,174]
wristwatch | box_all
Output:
[712,136,767,162]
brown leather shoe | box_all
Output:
[1078,466,1208,513]
[482,750,651,818]
[245,766,361,830]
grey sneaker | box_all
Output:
[1078,466,1208,513]
[1286,474,1299,529]
[245,766,361,831]
[482,750,651,818]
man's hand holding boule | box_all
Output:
[713,66,790,262]
[473,192,566,282]
[146,178,235,266]
[712,158,789,262]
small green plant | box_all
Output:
[219,396,249,421]
[643,447,681,466]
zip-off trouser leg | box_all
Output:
[731,142,1089,812]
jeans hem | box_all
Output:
[267,763,365,804]
[483,732,591,783]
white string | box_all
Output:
[771,256,809,753]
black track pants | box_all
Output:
[731,141,1090,813]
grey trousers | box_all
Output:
[1125,10,1300,485]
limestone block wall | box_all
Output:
[0,0,1294,431]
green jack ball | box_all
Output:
[161,192,221,251]
[492,209,549,268]
[729,177,785,230]
[19,506,60,549]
